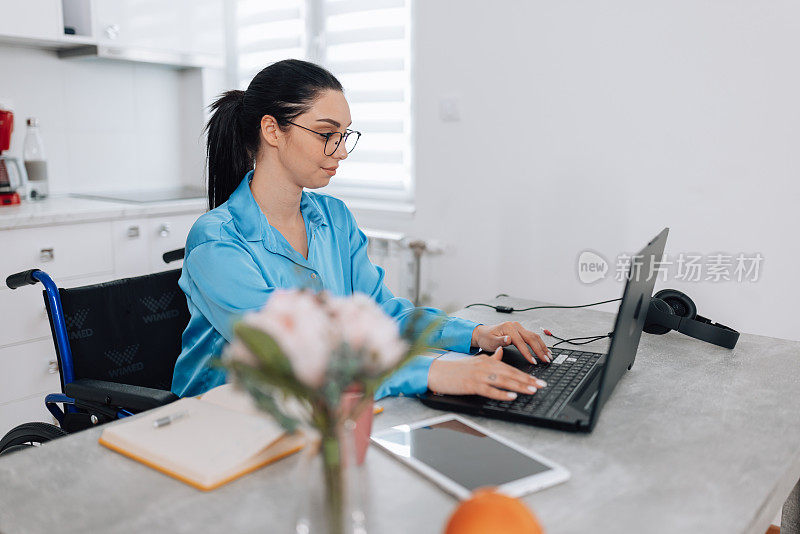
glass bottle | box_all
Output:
[23,117,49,200]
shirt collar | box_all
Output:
[227,170,328,249]
[300,189,327,231]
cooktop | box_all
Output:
[72,186,205,204]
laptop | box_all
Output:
[420,228,669,433]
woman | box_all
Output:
[172,59,552,400]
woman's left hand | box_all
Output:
[470,322,552,364]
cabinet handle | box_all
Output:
[39,248,54,262]
[105,24,120,39]
[48,359,59,374]
[159,223,171,238]
[127,225,140,238]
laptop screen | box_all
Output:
[589,228,669,426]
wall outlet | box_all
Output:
[425,239,446,254]
[439,96,461,122]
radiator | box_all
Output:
[362,229,436,306]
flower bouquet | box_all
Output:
[222,289,439,533]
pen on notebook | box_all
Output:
[153,410,189,428]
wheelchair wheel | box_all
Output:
[0,422,68,456]
[0,444,35,456]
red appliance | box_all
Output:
[0,108,23,206]
[0,109,12,149]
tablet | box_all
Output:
[370,414,569,499]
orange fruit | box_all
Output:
[443,488,544,534]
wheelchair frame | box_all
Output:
[4,248,186,433]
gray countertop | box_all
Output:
[0,296,799,533]
[0,194,206,230]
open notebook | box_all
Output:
[98,384,305,491]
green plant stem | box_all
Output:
[321,431,345,534]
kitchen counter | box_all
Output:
[0,195,207,230]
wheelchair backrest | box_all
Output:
[43,269,189,392]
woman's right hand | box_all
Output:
[427,347,547,401]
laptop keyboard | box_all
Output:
[482,347,603,418]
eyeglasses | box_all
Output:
[286,120,361,156]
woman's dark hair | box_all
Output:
[204,59,343,209]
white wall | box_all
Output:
[0,44,207,194]
[353,0,800,341]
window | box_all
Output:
[233,0,414,208]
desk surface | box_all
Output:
[1,296,799,534]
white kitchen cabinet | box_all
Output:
[147,212,196,272]
[0,0,62,44]
[0,283,53,347]
[113,211,203,277]
[0,395,58,439]
[93,0,180,51]
[181,0,225,60]
[0,0,223,68]
[92,0,224,67]
[111,213,198,276]
[111,218,150,278]
[0,218,118,348]
[0,221,115,282]
[0,339,61,406]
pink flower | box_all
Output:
[231,289,408,389]
[241,289,334,387]
[327,293,407,373]
[226,338,259,368]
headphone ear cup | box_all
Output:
[653,289,697,321]
[644,298,674,335]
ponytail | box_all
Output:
[205,90,251,210]
[204,59,343,209]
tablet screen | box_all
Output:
[372,418,552,491]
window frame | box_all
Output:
[227,0,415,211]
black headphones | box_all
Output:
[644,289,739,349]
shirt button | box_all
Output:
[310,273,317,279]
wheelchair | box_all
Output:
[0,248,189,456]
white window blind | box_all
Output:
[233,0,413,205]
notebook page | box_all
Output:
[100,397,285,485]
[199,383,262,417]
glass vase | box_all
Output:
[294,419,368,534]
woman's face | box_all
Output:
[277,89,352,190]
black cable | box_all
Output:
[466,295,618,349]
[513,297,622,312]
[465,297,622,314]
[551,335,610,348]
[546,330,614,348]
[464,303,503,311]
